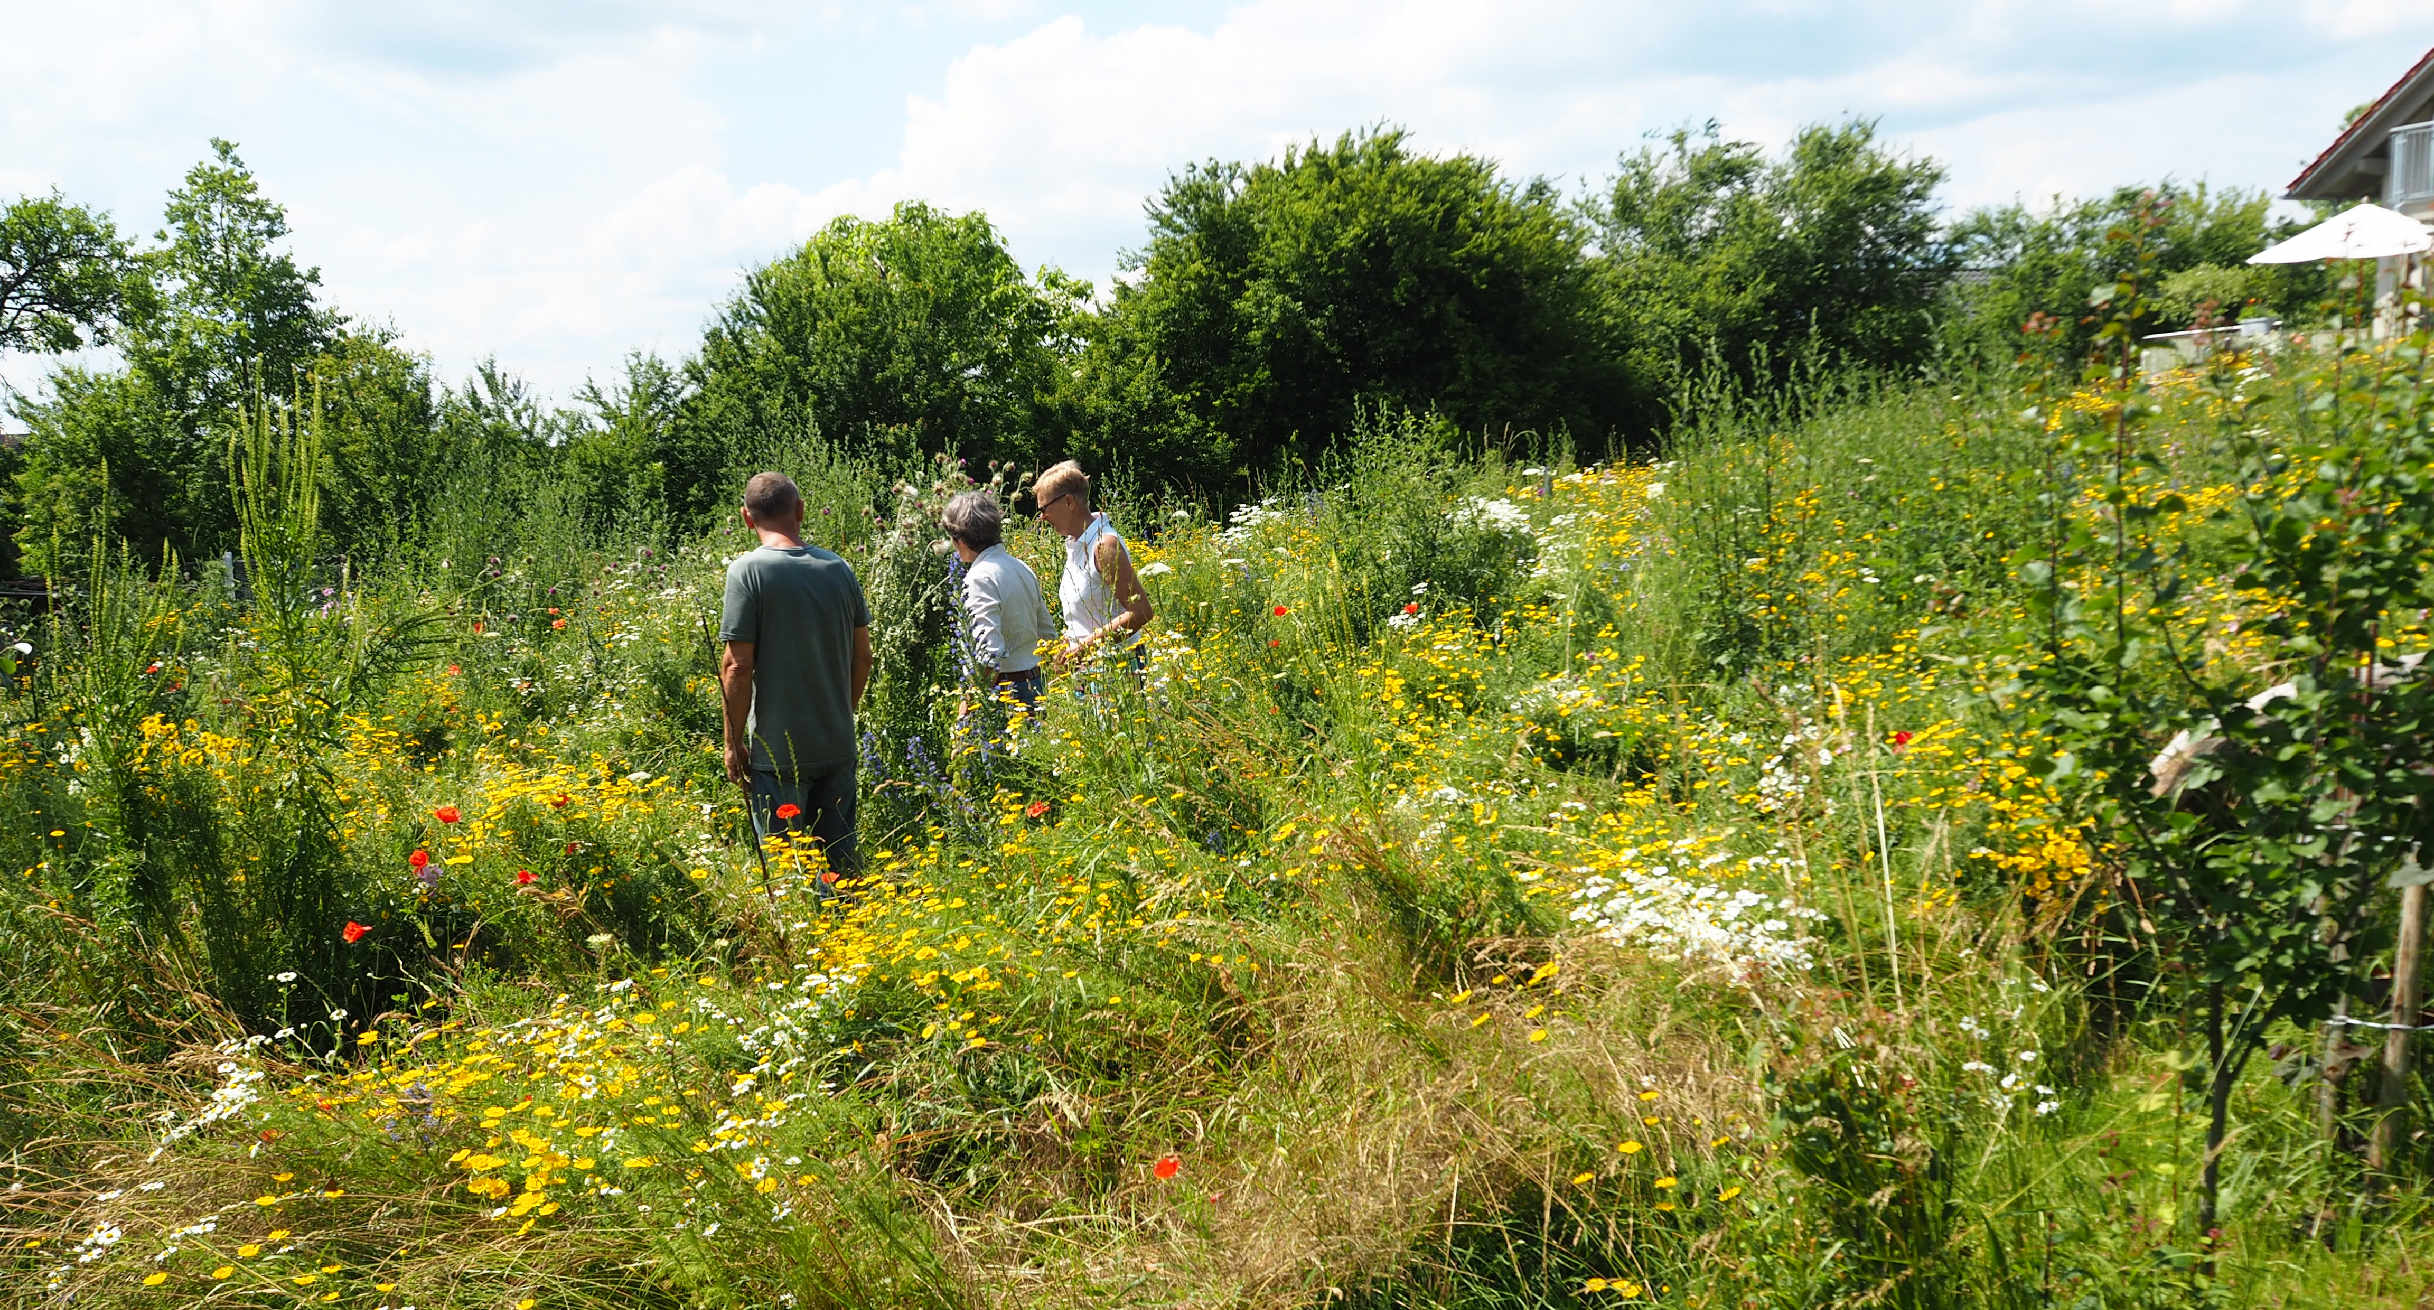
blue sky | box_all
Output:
[4,0,2428,404]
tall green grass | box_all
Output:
[3,343,2433,1308]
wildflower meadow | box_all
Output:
[3,279,2433,1310]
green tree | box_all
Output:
[675,201,1064,524]
[14,141,341,570]
[2019,276,2434,1239]
[12,368,184,574]
[567,351,685,532]
[0,191,133,359]
[315,330,441,562]
[1588,119,1951,420]
[440,357,567,457]
[127,139,340,418]
[1072,128,1627,489]
[1942,182,2333,358]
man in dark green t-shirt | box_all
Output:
[718,471,873,883]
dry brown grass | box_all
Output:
[925,885,1766,1310]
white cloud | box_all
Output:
[2304,0,2430,39]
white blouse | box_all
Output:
[1059,513,1139,647]
[961,544,1054,674]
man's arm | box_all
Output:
[720,640,756,785]
[850,626,873,708]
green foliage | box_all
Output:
[855,453,1030,840]
[1641,368,2045,679]
[1072,128,1631,490]
[1771,1037,1968,1309]
[2153,263,2275,330]
[1315,407,1537,636]
[2014,248,2434,1236]
[677,202,1068,525]
[400,359,598,588]
[0,190,133,358]
[43,538,197,940]
[314,330,444,562]
[1943,182,2335,359]
[566,351,686,535]
[194,384,449,1029]
[1590,119,1953,423]
[13,140,339,571]
[129,139,341,418]
[10,367,180,575]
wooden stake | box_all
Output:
[2370,881,2427,1172]
[1866,703,1902,1010]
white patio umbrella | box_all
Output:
[2248,202,2432,264]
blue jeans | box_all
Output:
[996,667,1045,711]
[747,766,859,884]
[959,669,1044,755]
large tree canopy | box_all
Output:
[14,141,342,572]
[674,201,1068,523]
[128,138,341,418]
[1068,128,1632,489]
[1589,119,1952,418]
[0,192,133,360]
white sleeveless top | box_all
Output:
[1060,513,1138,647]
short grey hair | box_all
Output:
[940,490,1005,550]
[743,471,802,522]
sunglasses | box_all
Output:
[1036,491,1074,515]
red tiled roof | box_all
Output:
[2290,46,2434,195]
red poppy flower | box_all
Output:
[446,663,461,676]
[548,793,571,809]
[820,869,839,885]
[1025,800,1051,819]
[515,869,536,886]
[1268,639,1279,647]
[551,618,566,630]
[471,621,484,635]
[434,806,462,824]
[775,802,802,821]
[1273,605,1288,617]
[1403,602,1419,614]
[565,842,579,855]
[1890,731,1914,750]
[341,921,370,944]
[408,849,430,870]
[1153,1154,1181,1180]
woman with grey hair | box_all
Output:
[942,489,1055,712]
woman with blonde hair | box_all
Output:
[1031,460,1152,672]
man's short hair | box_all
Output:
[940,490,1005,550]
[1033,460,1089,509]
[743,471,802,522]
